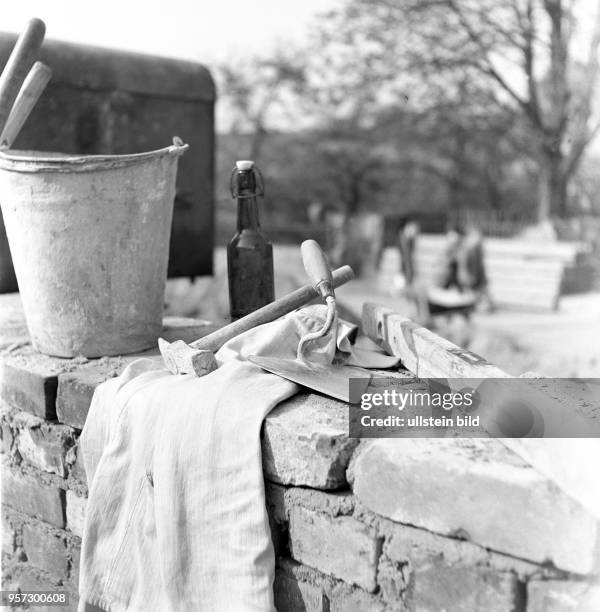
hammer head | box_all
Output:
[158,338,218,376]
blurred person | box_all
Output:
[459,223,495,311]
[324,207,347,268]
[398,216,420,285]
[436,224,464,290]
[395,216,432,325]
[307,201,324,225]
[426,224,477,344]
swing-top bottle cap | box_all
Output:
[230,160,264,198]
[236,160,254,171]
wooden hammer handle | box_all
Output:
[0,18,46,135]
[191,264,354,352]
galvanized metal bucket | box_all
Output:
[0,140,188,357]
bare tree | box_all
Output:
[311,0,600,220]
[215,51,306,160]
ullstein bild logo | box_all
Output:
[348,378,600,439]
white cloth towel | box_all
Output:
[78,306,390,612]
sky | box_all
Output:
[0,0,341,131]
[2,0,597,61]
[0,0,339,65]
[1,0,598,142]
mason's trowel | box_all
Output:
[248,355,373,402]
[249,240,372,402]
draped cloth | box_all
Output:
[77,305,392,611]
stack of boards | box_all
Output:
[379,234,582,311]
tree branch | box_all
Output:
[564,2,600,176]
[522,0,543,129]
[565,120,600,177]
[446,0,533,116]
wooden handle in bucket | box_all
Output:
[0,18,46,135]
[1,62,52,148]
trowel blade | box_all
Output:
[248,356,372,403]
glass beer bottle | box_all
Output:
[227,160,274,319]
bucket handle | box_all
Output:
[168,136,189,156]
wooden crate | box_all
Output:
[378,234,582,310]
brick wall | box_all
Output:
[1,393,83,608]
[1,295,599,611]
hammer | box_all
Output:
[159,253,353,376]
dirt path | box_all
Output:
[470,293,600,377]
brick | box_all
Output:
[21,523,68,580]
[55,356,140,429]
[2,511,15,554]
[56,370,102,429]
[0,314,213,428]
[52,316,219,429]
[274,569,327,612]
[61,592,80,612]
[2,469,64,527]
[14,413,74,476]
[1,357,58,419]
[67,538,81,588]
[65,490,86,537]
[276,558,394,612]
[527,580,600,612]
[266,482,354,525]
[0,418,14,454]
[406,565,523,612]
[289,506,381,592]
[66,441,87,488]
[8,563,63,590]
[381,518,545,580]
[262,394,358,489]
[377,556,408,602]
[328,584,391,612]
[4,565,77,610]
[349,439,600,574]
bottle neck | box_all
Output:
[235,168,262,231]
[237,196,260,231]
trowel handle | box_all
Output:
[301,239,334,300]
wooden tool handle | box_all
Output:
[0,18,46,135]
[362,302,509,379]
[0,62,51,148]
[301,239,334,300]
[192,264,354,351]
